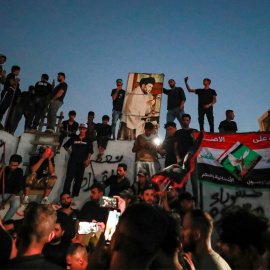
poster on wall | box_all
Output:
[118,73,164,140]
[194,132,270,188]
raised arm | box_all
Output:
[184,77,196,93]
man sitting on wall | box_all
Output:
[23,146,56,205]
[0,154,23,222]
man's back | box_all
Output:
[8,254,63,269]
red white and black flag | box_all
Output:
[194,132,270,188]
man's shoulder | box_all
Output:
[7,254,64,269]
[62,120,69,125]
[196,251,231,270]
[175,86,184,91]
[208,88,217,95]
[123,177,130,184]
[58,82,68,89]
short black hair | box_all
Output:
[164,121,176,129]
[219,206,269,255]
[188,209,213,238]
[204,78,211,84]
[0,55,7,62]
[42,74,49,81]
[118,163,127,171]
[10,154,22,164]
[145,122,154,130]
[182,114,191,120]
[226,109,233,114]
[102,115,110,121]
[66,243,86,256]
[91,182,105,194]
[11,65,20,72]
[59,192,70,199]
[88,111,95,116]
[58,72,65,78]
[28,85,35,93]
[69,110,76,116]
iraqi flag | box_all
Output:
[194,132,270,188]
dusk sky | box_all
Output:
[1,0,269,138]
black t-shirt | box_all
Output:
[78,201,108,223]
[63,135,93,163]
[57,208,79,242]
[218,120,238,132]
[111,89,125,111]
[34,81,53,97]
[52,82,68,102]
[0,167,23,194]
[175,129,197,159]
[29,155,54,179]
[163,87,186,110]
[7,254,63,269]
[105,175,130,196]
[162,135,177,166]
[61,120,79,134]
[195,88,217,107]
[0,227,12,268]
[95,123,112,138]
[42,241,69,268]
[20,91,36,109]
[3,73,15,90]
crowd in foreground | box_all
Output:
[1,180,270,270]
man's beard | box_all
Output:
[61,202,71,209]
[50,236,61,244]
[182,235,196,253]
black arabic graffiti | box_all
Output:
[81,169,115,192]
[209,188,263,219]
[93,155,123,164]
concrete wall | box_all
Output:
[0,130,270,221]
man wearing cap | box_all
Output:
[23,146,56,204]
[63,123,93,198]
[123,77,156,138]
[131,168,159,196]
[111,79,125,140]
[163,79,186,129]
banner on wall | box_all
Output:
[118,73,164,140]
[194,132,270,188]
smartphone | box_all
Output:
[104,208,121,244]
[78,221,99,234]
[45,148,52,154]
[100,196,118,208]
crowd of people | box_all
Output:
[1,186,270,269]
[1,55,270,269]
